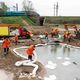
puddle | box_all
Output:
[0,69,14,80]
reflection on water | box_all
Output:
[36,44,80,80]
[50,44,61,54]
[36,44,80,63]
[63,46,70,57]
[47,44,80,61]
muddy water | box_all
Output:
[0,69,14,80]
[35,44,80,80]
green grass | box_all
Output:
[45,16,80,24]
[0,16,24,25]
[0,16,37,26]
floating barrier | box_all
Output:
[60,43,80,49]
[13,46,38,77]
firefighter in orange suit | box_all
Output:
[15,34,19,45]
[63,31,67,41]
[26,45,35,61]
[44,32,48,39]
[2,37,10,56]
[68,32,72,42]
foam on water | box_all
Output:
[62,61,71,66]
[44,75,56,80]
[45,61,57,69]
[56,57,62,59]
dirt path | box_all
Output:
[22,20,34,31]
[22,20,29,26]
[0,42,46,80]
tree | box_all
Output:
[0,2,8,16]
[22,0,34,12]
[0,2,8,11]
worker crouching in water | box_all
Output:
[26,45,35,61]
[2,37,10,56]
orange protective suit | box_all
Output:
[26,45,35,56]
[15,34,18,41]
[2,38,10,48]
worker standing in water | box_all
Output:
[26,45,35,61]
[14,34,19,45]
[2,37,10,56]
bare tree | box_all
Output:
[0,2,8,11]
[22,0,34,12]
[0,2,8,16]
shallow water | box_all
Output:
[0,69,14,80]
[14,39,80,80]
[35,44,80,80]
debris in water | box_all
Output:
[73,62,77,65]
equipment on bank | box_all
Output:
[0,24,31,39]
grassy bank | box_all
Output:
[45,16,80,24]
[0,16,24,25]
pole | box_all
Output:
[54,4,55,16]
[56,2,58,16]
[16,3,18,11]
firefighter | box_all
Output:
[68,32,72,42]
[44,32,48,39]
[14,34,19,45]
[2,37,10,56]
[55,28,59,37]
[63,31,67,41]
[51,29,54,38]
[64,24,68,30]
[26,45,35,61]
